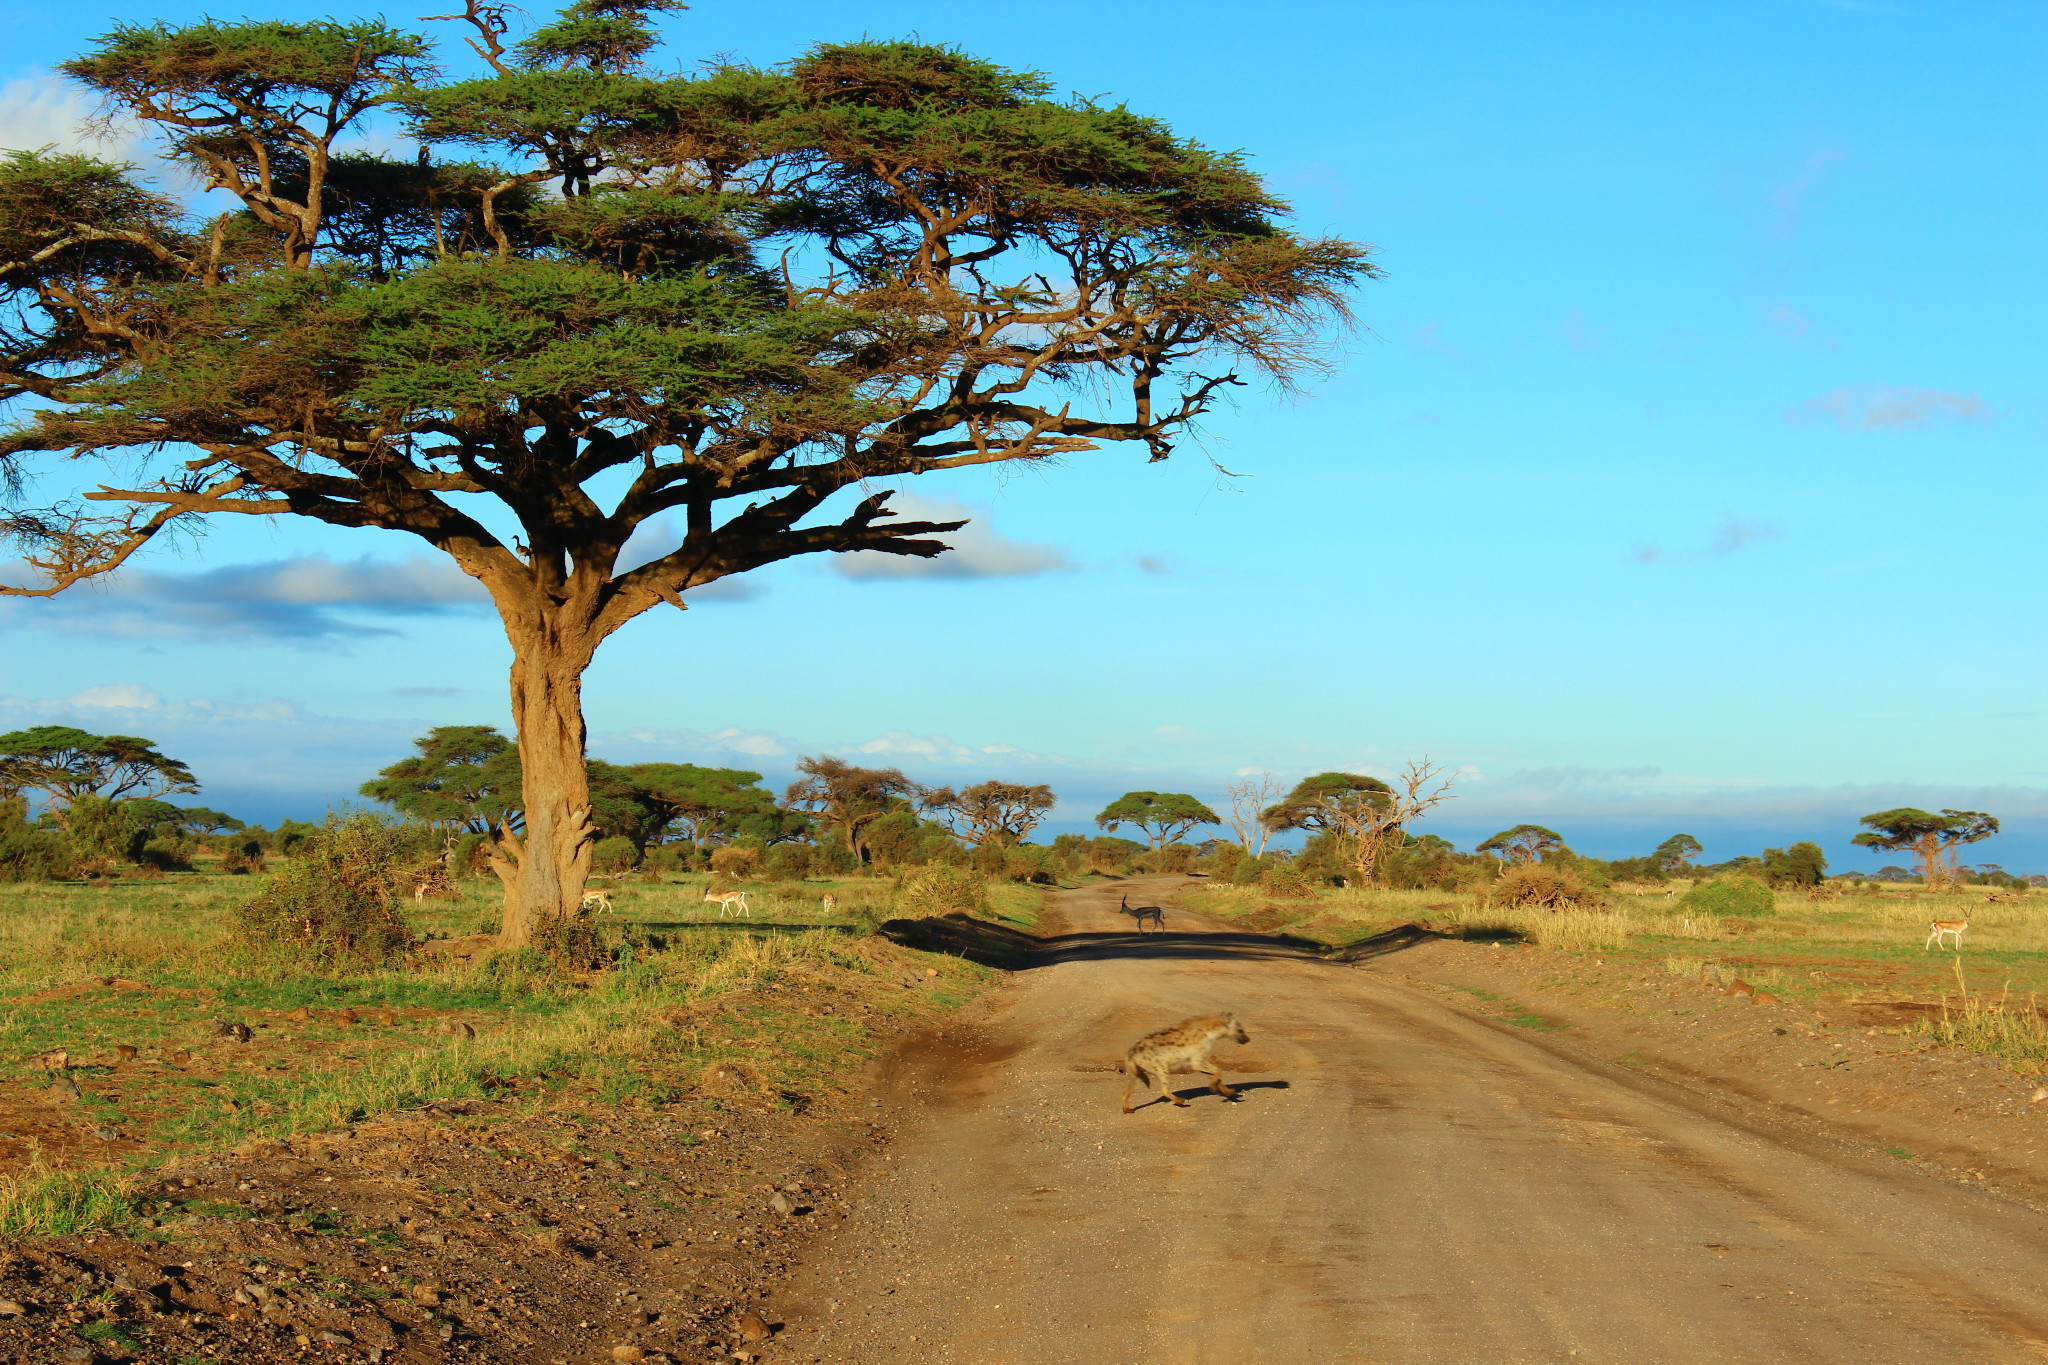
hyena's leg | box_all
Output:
[1163,1062,1190,1106]
[1122,1058,1145,1113]
[1203,1060,1238,1099]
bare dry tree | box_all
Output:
[1315,758,1457,888]
[1222,771,1281,858]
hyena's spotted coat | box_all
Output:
[1120,1012,1249,1113]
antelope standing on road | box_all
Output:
[1121,1012,1250,1113]
[1119,893,1165,933]
[1926,916,1969,951]
[705,888,750,918]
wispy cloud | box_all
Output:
[1787,384,1990,431]
[829,493,1073,581]
[0,71,167,176]
[1768,147,1843,244]
[0,554,490,645]
[1634,520,1776,565]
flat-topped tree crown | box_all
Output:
[0,0,1375,945]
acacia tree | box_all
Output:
[0,725,198,826]
[0,4,1371,944]
[1652,833,1703,872]
[360,725,521,832]
[785,756,921,865]
[1477,824,1563,866]
[1262,772,1392,834]
[1317,759,1456,887]
[1852,808,1998,890]
[1095,791,1218,850]
[924,780,1055,850]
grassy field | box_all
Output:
[1181,878,2048,1065]
[0,866,1032,1231]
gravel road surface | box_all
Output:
[769,878,2048,1363]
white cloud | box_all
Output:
[0,71,159,171]
[829,493,1073,581]
[1787,384,1989,431]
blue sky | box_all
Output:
[3,1,2044,873]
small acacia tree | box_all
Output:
[1852,808,1998,890]
[0,5,1370,944]
[924,780,1055,850]
[1095,791,1218,850]
[1317,759,1456,887]
[360,725,522,833]
[785,756,921,865]
[1262,772,1392,835]
[1477,824,1564,866]
[0,725,198,826]
[1652,833,1703,872]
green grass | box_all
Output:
[1180,877,2048,1068]
[0,865,1011,1221]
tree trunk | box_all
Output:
[492,630,598,948]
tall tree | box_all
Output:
[785,756,921,864]
[1477,824,1564,865]
[0,7,1370,944]
[1262,772,1392,834]
[1095,791,1218,850]
[1852,808,1998,890]
[1652,833,1703,872]
[0,725,198,826]
[924,780,1056,850]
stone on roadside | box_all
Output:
[611,1345,646,1362]
[0,1300,23,1316]
[736,1309,769,1341]
[768,1191,793,1216]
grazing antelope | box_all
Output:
[705,888,751,918]
[1119,893,1165,933]
[1121,1012,1250,1113]
[581,889,614,914]
[821,893,838,915]
[1926,917,1969,951]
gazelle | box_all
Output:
[581,889,614,914]
[1926,917,1969,951]
[705,888,751,918]
[821,893,838,915]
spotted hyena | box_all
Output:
[1120,1012,1250,1113]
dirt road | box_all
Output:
[769,878,2048,1364]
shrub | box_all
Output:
[1230,855,1271,887]
[708,844,761,879]
[764,843,813,881]
[1680,874,1775,918]
[65,796,145,863]
[1261,863,1316,899]
[233,813,423,961]
[1003,846,1060,884]
[893,864,990,918]
[1489,865,1603,911]
[528,912,612,970]
[136,836,194,872]
[1155,845,1197,874]
[591,836,639,875]
[217,836,267,874]
[813,838,860,875]
[0,797,73,882]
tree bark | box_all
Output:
[491,626,598,948]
